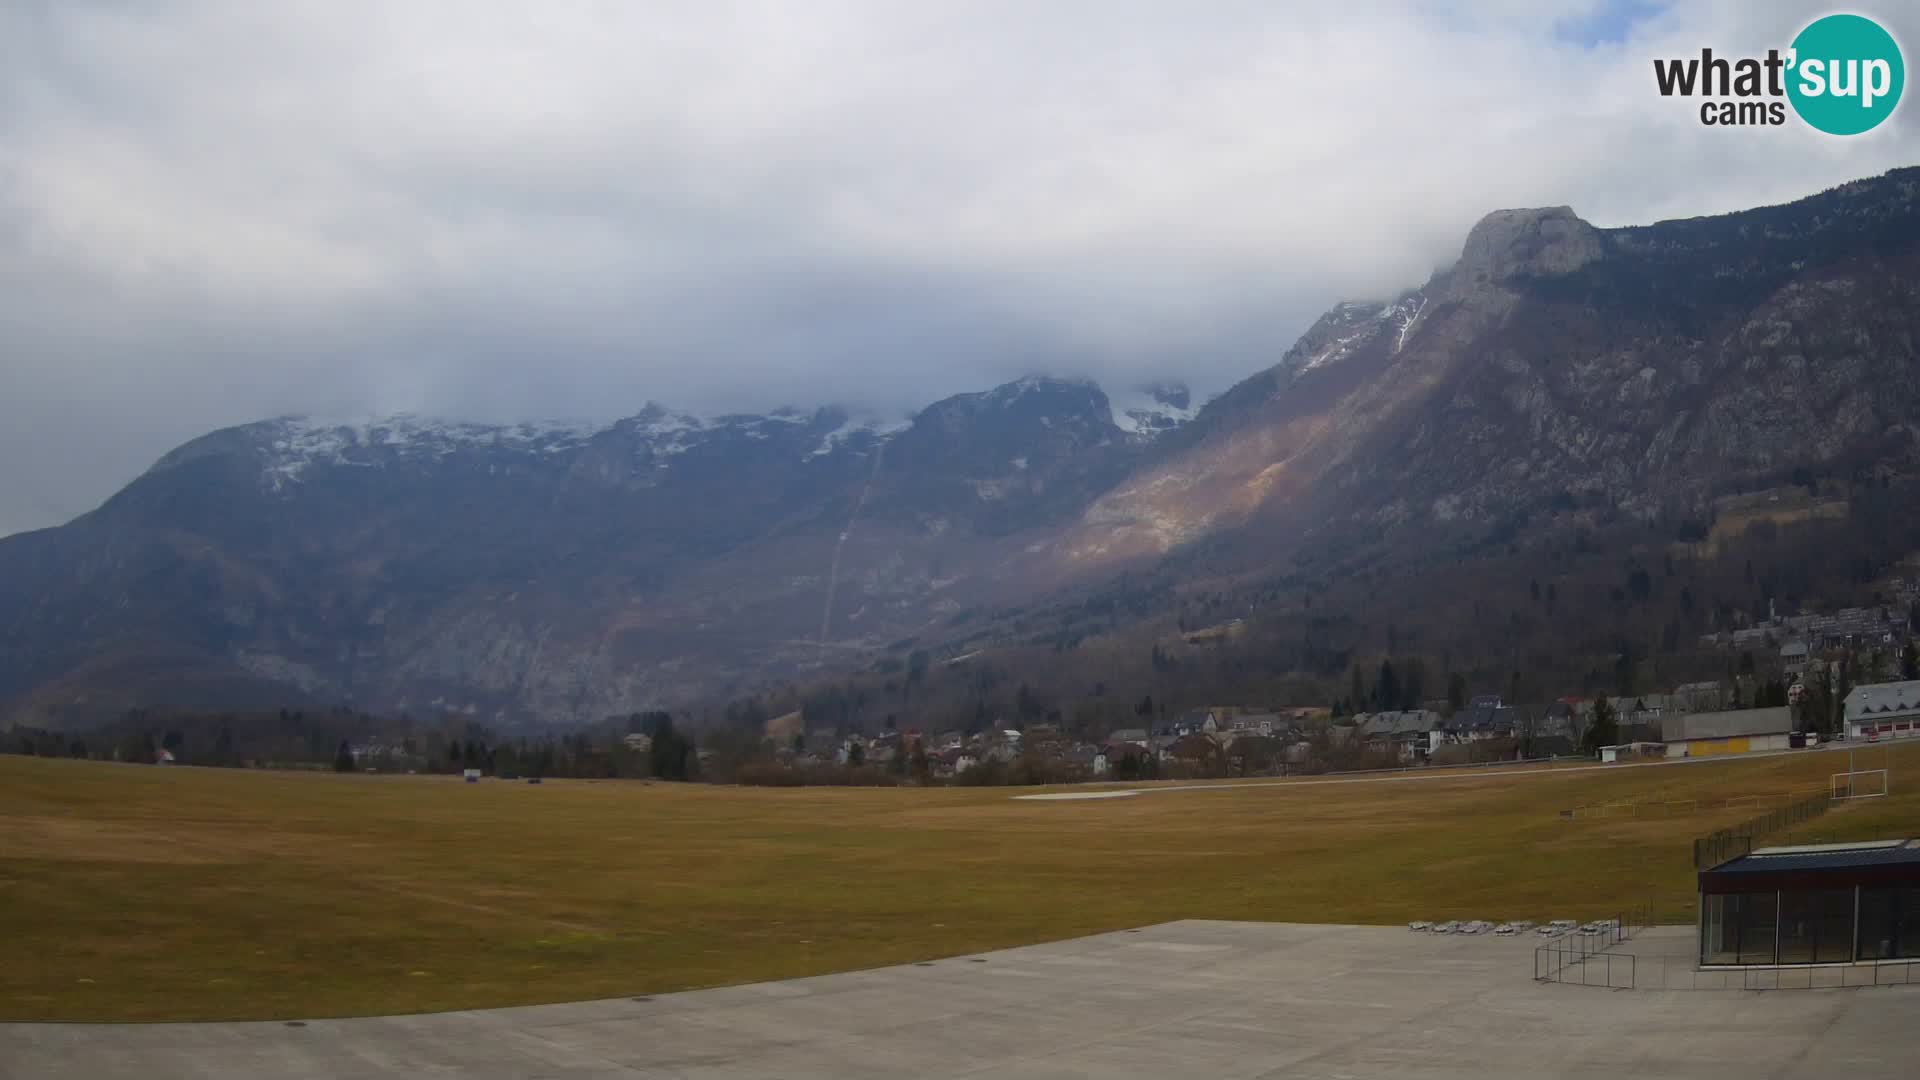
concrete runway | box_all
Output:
[4,921,1916,1078]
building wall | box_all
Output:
[1661,706,1792,744]
[1701,882,1920,966]
[1845,718,1920,742]
[1669,733,1790,758]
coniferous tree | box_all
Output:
[1581,696,1618,756]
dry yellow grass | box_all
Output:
[2,744,1916,1021]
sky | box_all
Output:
[2,1,1917,537]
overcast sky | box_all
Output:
[2,1,1917,536]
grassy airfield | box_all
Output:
[2,744,1916,1021]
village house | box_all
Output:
[1165,733,1221,769]
[1844,680,1920,743]
[1447,701,1514,742]
[1224,712,1282,737]
[1358,710,1442,762]
[1531,704,1582,756]
[1779,639,1812,675]
[1673,682,1725,713]
[1172,709,1217,736]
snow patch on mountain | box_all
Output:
[806,414,912,460]
[258,413,607,488]
[993,374,1101,401]
[1108,382,1198,436]
[1281,291,1430,379]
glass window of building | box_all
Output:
[1701,894,1737,966]
[1736,891,1779,966]
[1699,840,1920,968]
[1778,889,1854,964]
[1860,888,1898,961]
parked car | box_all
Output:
[1433,920,1460,934]
[1409,921,1433,932]
[1493,923,1515,935]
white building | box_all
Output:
[1844,680,1920,742]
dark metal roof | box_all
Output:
[1710,841,1920,873]
[1699,840,1920,893]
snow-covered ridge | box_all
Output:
[926,375,1195,439]
[806,413,913,459]
[233,404,920,489]
[1284,291,1430,378]
[1108,383,1199,436]
[162,373,1172,493]
[999,374,1101,397]
[253,413,607,487]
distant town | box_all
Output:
[10,586,1918,788]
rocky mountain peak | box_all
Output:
[1453,205,1603,285]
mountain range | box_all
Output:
[6,167,1919,729]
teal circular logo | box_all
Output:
[1787,14,1904,135]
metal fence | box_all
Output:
[1691,790,1832,870]
[1539,944,1920,990]
[1532,902,1654,987]
[1633,956,1920,990]
[1561,788,1832,823]
[1534,940,1635,988]
[1530,900,1920,991]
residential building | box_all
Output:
[1172,709,1217,735]
[1360,710,1441,761]
[1674,681,1726,713]
[1213,712,1281,737]
[1844,680,1920,742]
[1780,640,1812,675]
[1449,703,1514,742]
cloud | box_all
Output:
[1,0,1916,535]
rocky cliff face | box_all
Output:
[1323,173,1920,531]
[6,169,1919,727]
[1062,169,1920,570]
